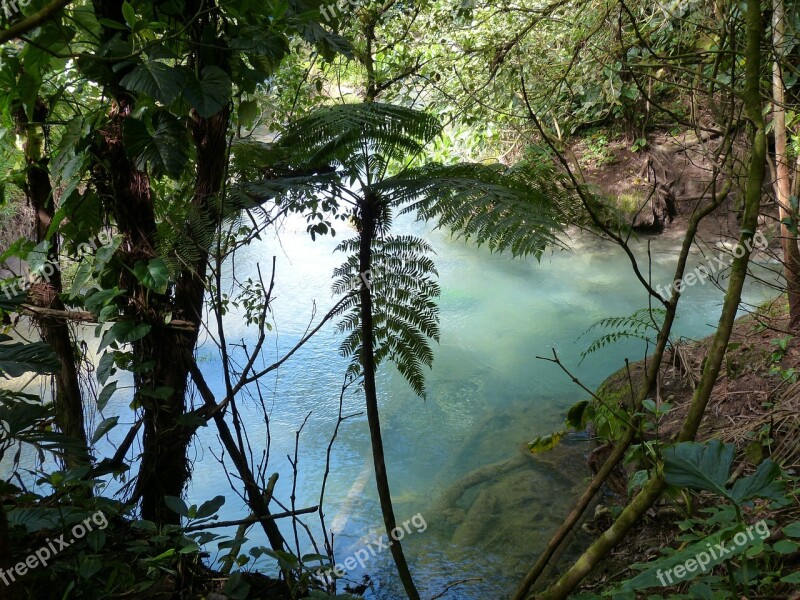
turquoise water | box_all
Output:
[181,215,779,598]
[3,215,781,599]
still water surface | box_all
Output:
[4,215,780,599]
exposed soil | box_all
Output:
[571,297,800,596]
[572,130,774,247]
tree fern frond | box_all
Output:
[379,162,574,258]
[274,103,442,169]
[580,308,666,361]
[333,234,440,397]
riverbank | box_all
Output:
[571,295,800,597]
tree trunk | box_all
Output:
[532,1,767,596]
[13,99,90,470]
[359,193,421,600]
[771,0,800,329]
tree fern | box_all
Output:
[580,307,666,361]
[385,161,573,258]
[254,101,570,396]
[333,235,439,397]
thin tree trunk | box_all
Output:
[359,193,420,600]
[532,2,767,596]
[512,187,724,600]
[13,99,90,470]
[189,363,287,552]
[771,0,800,329]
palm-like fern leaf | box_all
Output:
[333,235,440,397]
[274,103,442,169]
[580,307,666,361]
[382,162,573,258]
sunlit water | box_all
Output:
[3,215,781,599]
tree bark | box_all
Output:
[13,99,90,470]
[771,0,800,329]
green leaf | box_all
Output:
[121,1,136,28]
[782,522,800,538]
[96,351,116,385]
[729,459,783,503]
[195,495,225,519]
[69,261,95,299]
[615,523,745,592]
[238,99,258,128]
[663,440,735,502]
[87,529,106,552]
[628,469,649,495]
[182,66,232,118]
[119,62,188,105]
[132,258,169,294]
[99,321,151,351]
[97,381,117,411]
[773,539,798,554]
[781,570,800,583]
[91,416,119,443]
[138,386,173,399]
[164,495,189,518]
[0,338,61,378]
[301,553,330,563]
[528,430,566,454]
[123,112,190,178]
[78,556,102,579]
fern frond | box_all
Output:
[580,308,666,361]
[380,161,574,258]
[274,103,442,170]
[333,234,440,397]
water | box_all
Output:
[3,215,781,599]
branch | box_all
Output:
[182,506,318,532]
[0,0,72,45]
[19,305,197,331]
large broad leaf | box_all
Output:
[195,495,226,519]
[164,495,190,518]
[0,336,61,378]
[98,321,151,351]
[730,459,784,503]
[96,381,117,412]
[132,258,169,294]
[663,440,736,502]
[119,61,188,105]
[123,112,191,179]
[91,416,119,443]
[182,66,232,118]
[664,440,783,505]
[7,507,87,532]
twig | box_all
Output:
[182,506,318,532]
[428,578,483,600]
